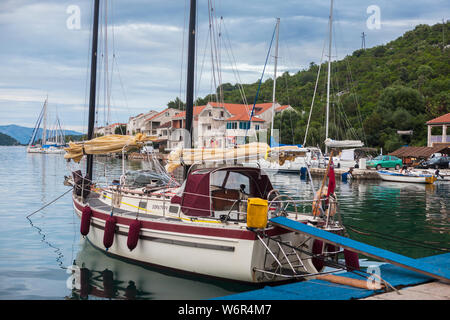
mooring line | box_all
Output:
[26,187,73,218]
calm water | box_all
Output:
[0,146,448,300]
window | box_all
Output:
[220,111,224,117]
[239,122,250,130]
[255,125,260,131]
[227,122,237,129]
[225,172,250,192]
[210,171,250,192]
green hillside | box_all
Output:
[189,21,449,152]
[0,132,20,146]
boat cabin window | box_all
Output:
[210,170,252,219]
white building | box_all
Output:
[126,110,158,135]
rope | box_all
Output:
[26,188,73,218]
[345,224,450,253]
[244,22,278,140]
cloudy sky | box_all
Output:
[0,0,448,132]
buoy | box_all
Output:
[344,249,360,271]
[127,219,141,251]
[312,239,324,271]
[300,167,307,179]
[80,206,92,236]
[103,216,117,249]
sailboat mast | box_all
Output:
[325,0,333,155]
[270,18,280,146]
[185,0,196,149]
[42,97,48,145]
[86,0,100,181]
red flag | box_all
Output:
[327,161,336,198]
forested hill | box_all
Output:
[189,21,449,152]
[0,132,20,146]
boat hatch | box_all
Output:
[178,167,273,218]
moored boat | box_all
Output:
[64,0,352,285]
[69,164,345,283]
[377,170,437,184]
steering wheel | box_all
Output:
[268,194,297,218]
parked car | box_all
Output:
[366,155,403,170]
[417,156,450,169]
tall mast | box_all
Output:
[86,0,100,181]
[185,0,196,148]
[270,18,280,146]
[325,0,333,154]
[42,96,48,145]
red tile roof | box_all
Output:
[208,101,289,117]
[145,108,169,121]
[207,102,252,116]
[426,113,450,125]
[276,105,291,112]
[173,106,206,118]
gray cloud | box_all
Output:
[0,0,448,131]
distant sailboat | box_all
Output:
[27,97,66,154]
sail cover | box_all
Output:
[64,133,155,162]
[165,142,270,173]
[165,142,311,173]
[324,138,364,148]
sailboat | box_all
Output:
[302,0,364,168]
[27,97,66,154]
[65,0,347,284]
[246,19,327,173]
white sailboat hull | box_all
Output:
[73,194,318,283]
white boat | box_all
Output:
[65,0,347,284]
[27,97,66,154]
[69,164,346,283]
[377,170,437,184]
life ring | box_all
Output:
[312,187,337,217]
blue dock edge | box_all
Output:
[214,253,450,300]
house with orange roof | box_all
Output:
[196,102,269,148]
[141,108,181,136]
[126,110,158,135]
[426,113,450,147]
[167,102,295,149]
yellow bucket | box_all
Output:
[247,198,269,229]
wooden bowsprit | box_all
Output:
[269,216,450,283]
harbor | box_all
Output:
[0,0,449,312]
[1,146,449,302]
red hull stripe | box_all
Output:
[74,200,290,240]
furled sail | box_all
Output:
[324,138,364,148]
[64,133,156,162]
[165,142,309,173]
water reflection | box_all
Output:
[266,172,450,258]
[66,239,254,300]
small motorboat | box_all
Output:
[377,170,437,184]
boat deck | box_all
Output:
[214,253,450,300]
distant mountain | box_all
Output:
[0,124,83,145]
[0,132,20,146]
